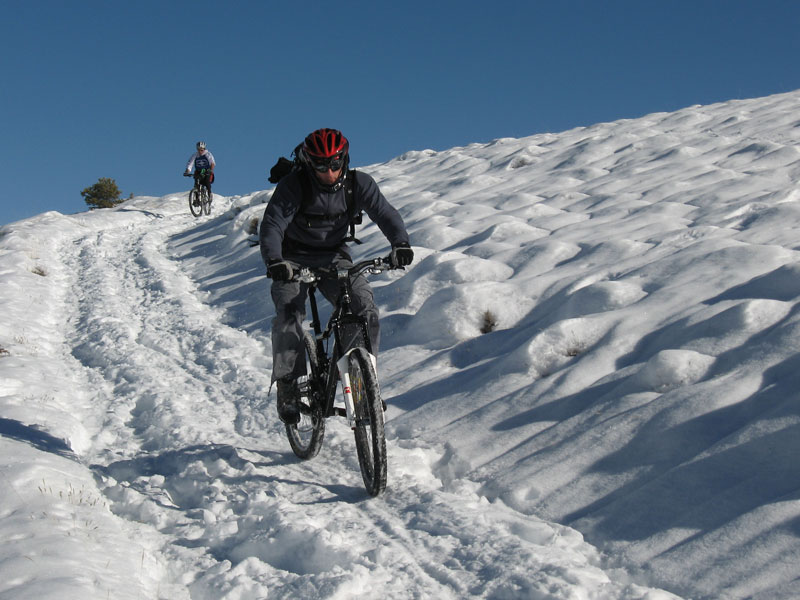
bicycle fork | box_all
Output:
[336,350,378,429]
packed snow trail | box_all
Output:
[33,197,672,598]
[62,211,270,460]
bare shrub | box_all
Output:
[480,310,498,334]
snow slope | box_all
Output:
[2,89,800,599]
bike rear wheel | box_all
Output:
[201,186,212,215]
[286,331,325,459]
[349,347,387,496]
[189,188,203,217]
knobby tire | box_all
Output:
[350,347,387,496]
[189,188,203,217]
[285,331,325,459]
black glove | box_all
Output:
[390,242,414,268]
[183,171,192,177]
[267,260,293,282]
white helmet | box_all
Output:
[196,141,207,151]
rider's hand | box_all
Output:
[268,260,294,282]
[183,171,191,176]
[390,242,414,268]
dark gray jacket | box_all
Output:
[259,168,409,264]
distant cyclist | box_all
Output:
[184,141,216,203]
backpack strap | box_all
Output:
[343,169,363,245]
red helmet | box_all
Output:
[303,128,349,159]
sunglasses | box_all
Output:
[310,154,346,172]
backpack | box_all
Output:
[267,142,304,183]
[268,144,363,245]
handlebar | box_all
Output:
[292,257,396,283]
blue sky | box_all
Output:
[2,0,799,226]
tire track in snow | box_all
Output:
[62,217,273,462]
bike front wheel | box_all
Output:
[286,331,326,459]
[350,347,387,496]
[189,188,203,217]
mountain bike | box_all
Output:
[284,256,399,496]
[184,171,212,217]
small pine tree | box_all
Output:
[81,177,123,209]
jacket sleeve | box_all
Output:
[185,153,197,173]
[259,174,303,265]
[356,171,410,247]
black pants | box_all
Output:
[194,172,213,193]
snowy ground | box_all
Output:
[2,89,800,599]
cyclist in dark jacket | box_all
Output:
[260,128,413,424]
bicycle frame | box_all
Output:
[301,259,386,428]
[193,176,211,197]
